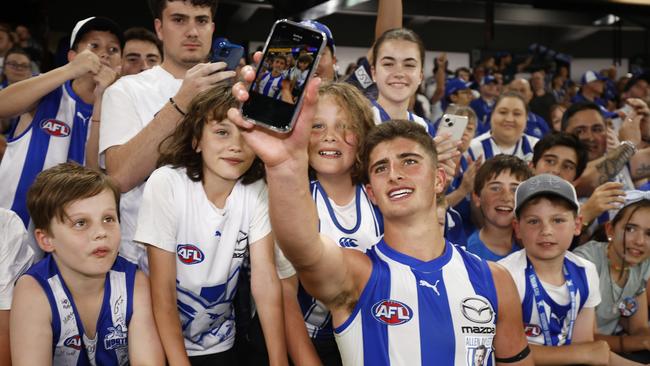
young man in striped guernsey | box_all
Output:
[9,163,163,365]
[0,17,122,234]
[255,54,286,100]
[230,75,533,365]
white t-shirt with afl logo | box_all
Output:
[134,165,270,356]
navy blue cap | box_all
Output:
[300,20,335,55]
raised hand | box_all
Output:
[93,64,119,97]
[65,48,101,78]
[173,61,237,112]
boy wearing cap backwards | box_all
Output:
[0,16,122,232]
[499,174,639,365]
[10,162,163,366]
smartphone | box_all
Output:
[437,114,468,142]
[241,19,326,133]
[211,38,245,71]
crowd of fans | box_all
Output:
[1,0,650,365]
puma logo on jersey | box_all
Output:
[418,279,441,296]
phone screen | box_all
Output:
[242,20,325,132]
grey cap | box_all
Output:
[514,174,579,218]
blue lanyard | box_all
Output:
[525,258,577,346]
[371,99,414,122]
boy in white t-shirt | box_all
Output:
[499,173,640,365]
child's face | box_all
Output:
[514,198,581,262]
[372,39,423,105]
[490,97,526,145]
[474,171,521,229]
[272,58,286,73]
[38,189,120,277]
[197,118,256,183]
[72,30,122,72]
[298,60,309,71]
[608,207,650,267]
[309,96,358,177]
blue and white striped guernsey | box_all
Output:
[467,131,538,163]
[257,72,284,99]
[0,81,92,227]
[334,240,498,366]
[298,182,384,340]
[24,255,136,366]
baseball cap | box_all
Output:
[480,75,497,86]
[300,20,335,55]
[70,16,124,50]
[514,174,579,218]
[445,78,471,99]
[581,70,607,85]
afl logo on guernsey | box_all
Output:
[64,335,82,350]
[524,324,541,337]
[40,119,71,137]
[371,299,413,325]
[176,244,204,264]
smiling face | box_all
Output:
[514,197,581,262]
[154,1,214,68]
[564,109,606,161]
[309,96,358,179]
[474,171,522,229]
[372,39,424,106]
[365,137,444,220]
[607,206,650,267]
[490,96,527,147]
[35,189,121,278]
[196,118,256,185]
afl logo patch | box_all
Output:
[176,244,204,264]
[524,323,541,337]
[40,119,71,137]
[64,335,82,350]
[371,299,413,325]
[460,297,494,324]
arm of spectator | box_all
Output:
[574,143,637,196]
[250,233,289,366]
[579,182,625,225]
[630,147,650,180]
[86,65,119,170]
[488,263,533,366]
[147,246,191,366]
[9,276,53,366]
[0,48,100,119]
[0,310,9,366]
[366,0,402,60]
[596,292,650,353]
[281,275,322,366]
[103,62,235,192]
[431,53,447,105]
[446,155,482,207]
[128,271,165,366]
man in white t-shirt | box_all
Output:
[99,0,235,265]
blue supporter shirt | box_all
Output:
[466,230,519,262]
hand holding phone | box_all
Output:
[436,114,469,142]
[211,38,245,71]
[241,19,326,133]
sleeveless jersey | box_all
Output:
[467,131,538,163]
[370,101,436,137]
[134,166,270,356]
[257,72,283,99]
[25,255,135,366]
[297,182,384,340]
[499,250,600,346]
[334,240,498,366]
[0,81,92,227]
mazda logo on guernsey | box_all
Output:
[40,119,71,137]
[338,237,358,248]
[64,335,82,350]
[371,299,413,325]
[460,297,494,324]
[177,244,205,264]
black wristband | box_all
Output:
[169,97,187,116]
[494,344,530,363]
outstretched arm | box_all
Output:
[128,271,165,366]
[366,0,402,60]
[228,66,369,312]
[281,275,322,366]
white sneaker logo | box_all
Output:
[419,279,441,296]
